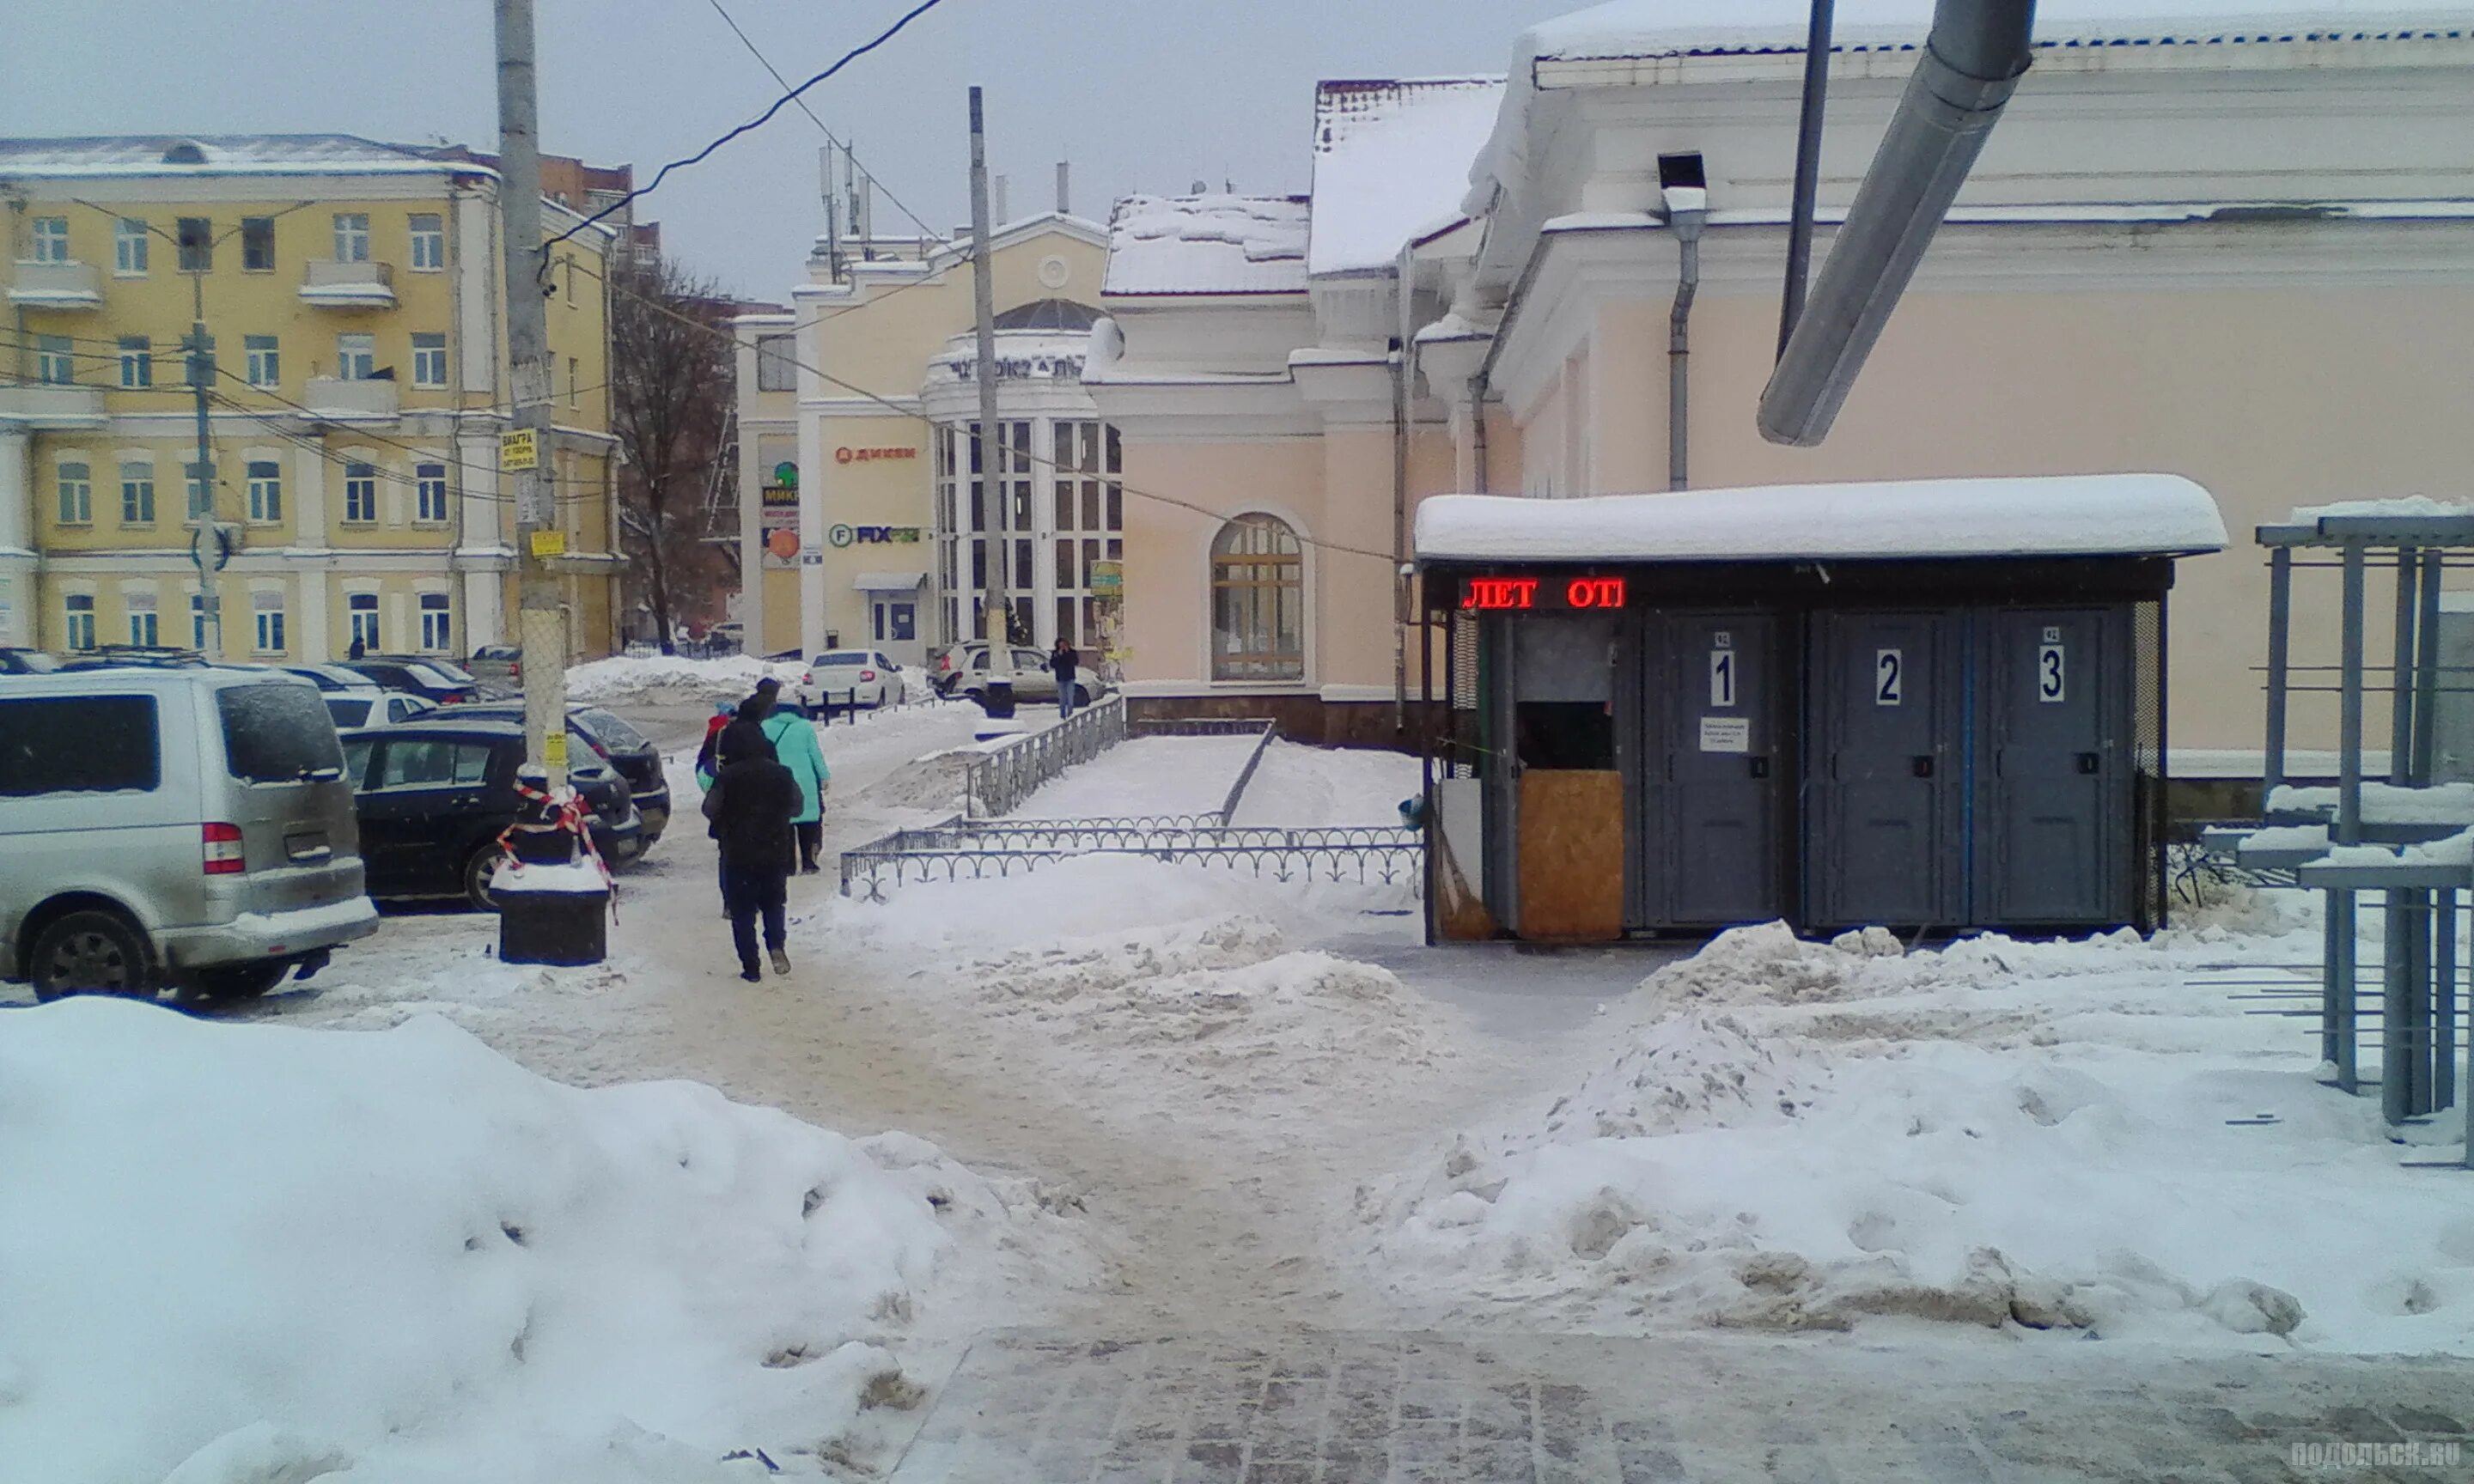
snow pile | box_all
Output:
[1015,733,1262,820]
[1635,919,2148,1008]
[0,998,1081,1482]
[565,654,803,706]
[1365,925,2474,1353]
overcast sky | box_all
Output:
[0,0,1590,297]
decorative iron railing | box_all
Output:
[838,814,1423,903]
[964,694,1130,818]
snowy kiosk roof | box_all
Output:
[1414,474,2227,565]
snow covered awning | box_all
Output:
[1414,474,2226,564]
[852,571,927,593]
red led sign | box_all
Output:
[1459,575,1626,611]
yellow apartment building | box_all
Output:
[0,134,621,663]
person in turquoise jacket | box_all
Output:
[753,678,831,873]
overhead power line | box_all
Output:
[544,0,957,256]
[565,256,1397,565]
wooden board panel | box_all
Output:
[1517,769,1625,942]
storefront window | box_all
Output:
[1210,514,1304,682]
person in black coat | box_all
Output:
[1050,638,1080,719]
[702,716,801,982]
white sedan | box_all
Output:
[795,649,903,712]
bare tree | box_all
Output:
[611,252,735,653]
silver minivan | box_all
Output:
[0,664,379,1001]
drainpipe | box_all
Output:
[1470,373,1490,495]
[1662,185,1708,492]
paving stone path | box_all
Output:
[889,1330,2474,1483]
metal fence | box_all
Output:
[839,815,1423,902]
[964,694,1130,818]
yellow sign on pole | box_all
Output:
[544,730,568,769]
[528,529,567,557]
[499,429,539,471]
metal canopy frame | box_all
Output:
[2254,510,2471,1162]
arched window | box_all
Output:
[1210,514,1303,681]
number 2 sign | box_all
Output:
[1874,648,1904,706]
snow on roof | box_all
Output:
[1307,77,1506,277]
[1103,193,1311,296]
[2288,496,2474,521]
[0,133,461,178]
[1414,474,2227,563]
[1468,3,2474,216]
[1524,3,2471,64]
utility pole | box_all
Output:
[495,0,569,787]
[968,86,1014,714]
[184,262,227,660]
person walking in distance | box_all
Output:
[755,680,832,874]
[701,712,799,981]
[1051,637,1080,720]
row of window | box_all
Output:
[50,457,452,527]
[56,590,452,654]
[28,212,445,274]
[31,331,449,391]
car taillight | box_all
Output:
[203,822,245,876]
[860,669,876,681]
[803,671,813,685]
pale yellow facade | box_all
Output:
[1085,27,2474,756]
[733,216,1113,663]
[1,136,620,663]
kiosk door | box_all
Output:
[1508,614,1624,941]
[1809,611,1965,929]
[1660,612,1783,927]
[1980,607,2132,926]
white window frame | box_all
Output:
[55,459,94,526]
[119,459,156,526]
[191,592,209,650]
[411,333,448,389]
[755,333,797,392]
[118,337,152,389]
[114,217,149,275]
[35,336,76,386]
[251,588,287,655]
[346,592,381,653]
[414,461,449,525]
[408,213,444,271]
[332,212,370,264]
[63,593,97,652]
[336,333,375,382]
[31,216,70,264]
[246,460,283,524]
[417,592,451,654]
[125,589,159,648]
[245,335,279,388]
[342,461,379,525]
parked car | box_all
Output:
[338,721,640,909]
[282,662,384,693]
[945,644,1106,709]
[797,649,902,711]
[338,656,488,705]
[56,644,206,671]
[407,702,669,843]
[466,643,523,687]
[0,665,379,1000]
[324,690,439,730]
[932,642,1048,696]
[0,648,60,674]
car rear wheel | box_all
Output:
[464,846,504,912]
[28,910,155,1001]
[189,961,289,1002]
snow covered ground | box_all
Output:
[10,721,2473,1480]
[1358,913,2474,1354]
[0,996,1092,1484]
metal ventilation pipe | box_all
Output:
[1758,0,2036,446]
[1661,157,1709,492]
